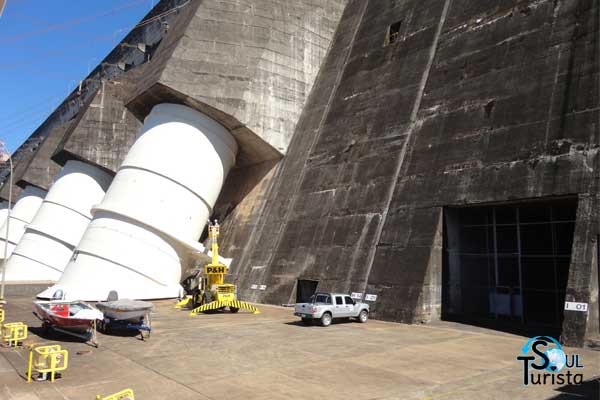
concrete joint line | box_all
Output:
[102,346,216,400]
[20,226,76,250]
[40,199,93,221]
[360,0,453,295]
[117,165,213,214]
[5,215,30,226]
[9,252,63,273]
[76,250,169,287]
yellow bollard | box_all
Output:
[27,344,68,383]
[2,322,27,347]
[0,308,5,336]
[95,388,135,400]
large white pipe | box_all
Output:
[4,161,112,282]
[0,186,46,259]
[0,201,9,229]
[39,104,238,300]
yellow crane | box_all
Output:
[176,220,259,315]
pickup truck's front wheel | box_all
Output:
[320,312,332,327]
[357,309,368,323]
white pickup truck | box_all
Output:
[294,292,369,326]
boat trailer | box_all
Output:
[97,313,152,340]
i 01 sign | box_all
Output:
[564,302,588,312]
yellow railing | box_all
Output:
[27,343,68,383]
[2,322,27,347]
[96,388,135,400]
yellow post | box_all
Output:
[27,345,34,383]
[0,308,4,336]
[50,349,56,382]
[211,222,219,266]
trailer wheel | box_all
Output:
[320,312,332,327]
[230,307,239,313]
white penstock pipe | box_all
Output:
[4,160,112,282]
[0,185,46,261]
[0,201,9,230]
[39,104,238,301]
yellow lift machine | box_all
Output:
[176,221,259,315]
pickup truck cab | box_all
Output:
[294,292,369,326]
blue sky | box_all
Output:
[0,0,155,152]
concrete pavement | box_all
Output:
[0,296,597,399]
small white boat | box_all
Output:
[33,300,103,347]
[95,299,154,322]
[33,301,103,332]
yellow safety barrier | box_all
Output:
[96,388,135,400]
[2,322,27,347]
[174,297,191,309]
[27,344,68,383]
[189,300,260,315]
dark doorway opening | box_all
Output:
[385,20,402,45]
[442,198,577,337]
[296,279,319,304]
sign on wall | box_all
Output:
[564,302,588,312]
[365,294,378,302]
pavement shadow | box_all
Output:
[96,318,151,340]
[98,327,143,339]
[548,377,600,399]
[284,319,359,327]
[28,326,90,344]
[440,315,560,339]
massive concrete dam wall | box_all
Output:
[219,0,600,347]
